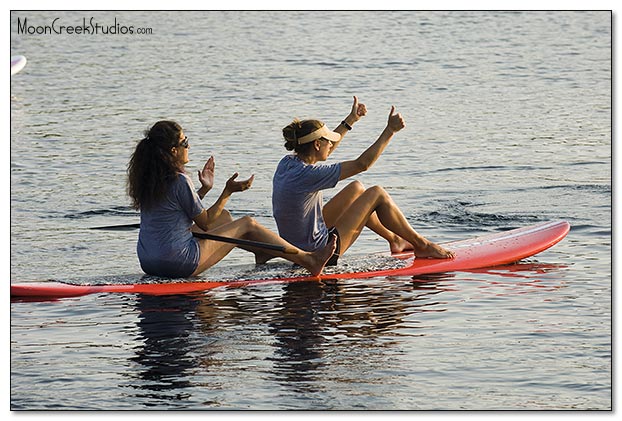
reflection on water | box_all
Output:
[11,10,610,410]
[126,295,200,405]
[268,282,331,391]
[122,262,569,409]
[415,262,571,297]
[124,277,447,408]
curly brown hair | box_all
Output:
[127,120,184,210]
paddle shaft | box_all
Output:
[192,231,298,254]
[91,223,298,254]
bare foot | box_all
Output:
[414,242,455,259]
[305,234,337,276]
[389,235,414,254]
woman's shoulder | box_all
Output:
[173,172,195,188]
[277,154,301,170]
[279,154,298,164]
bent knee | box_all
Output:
[347,180,366,194]
[239,215,256,227]
[220,209,233,221]
[366,185,387,197]
[212,209,234,227]
[366,185,394,204]
[230,215,256,231]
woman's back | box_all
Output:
[272,154,341,251]
[138,173,204,277]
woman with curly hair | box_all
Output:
[127,120,335,278]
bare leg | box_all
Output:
[333,186,454,259]
[191,209,234,232]
[191,210,273,264]
[192,216,336,276]
[323,181,413,253]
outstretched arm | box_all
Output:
[338,106,405,181]
[327,96,367,156]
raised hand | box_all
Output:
[387,106,405,133]
[198,156,215,192]
[349,95,367,122]
[225,172,255,194]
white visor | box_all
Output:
[296,124,341,144]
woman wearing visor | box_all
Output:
[272,97,454,266]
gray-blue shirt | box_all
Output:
[272,155,341,251]
[137,173,204,277]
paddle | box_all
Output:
[90,223,298,254]
[91,223,141,231]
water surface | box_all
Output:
[10,11,611,410]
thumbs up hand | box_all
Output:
[387,106,405,134]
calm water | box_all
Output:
[10,11,611,410]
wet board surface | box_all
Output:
[11,220,570,299]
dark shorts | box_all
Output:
[326,227,341,266]
[139,258,197,278]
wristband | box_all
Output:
[341,120,352,131]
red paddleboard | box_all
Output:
[11,220,570,299]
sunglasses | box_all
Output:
[320,137,335,146]
[177,136,189,148]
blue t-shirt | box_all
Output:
[272,155,341,251]
[137,173,204,277]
